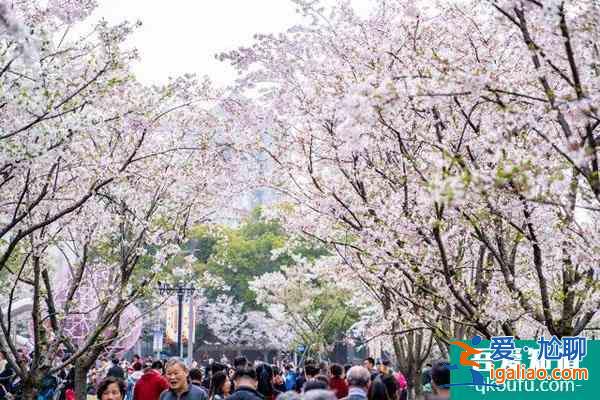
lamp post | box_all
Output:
[158,282,195,358]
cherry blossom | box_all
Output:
[222,0,600,353]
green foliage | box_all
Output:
[0,240,28,294]
[189,207,327,309]
[251,260,360,357]
[186,226,219,264]
[302,285,359,355]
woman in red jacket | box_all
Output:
[328,364,349,399]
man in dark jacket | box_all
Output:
[230,356,249,393]
[107,358,125,380]
[160,358,207,400]
[228,366,263,400]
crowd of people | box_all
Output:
[0,351,451,400]
[92,355,450,400]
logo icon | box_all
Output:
[446,335,500,388]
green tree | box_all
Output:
[251,259,360,358]
[189,207,327,309]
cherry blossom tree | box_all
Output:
[251,256,359,357]
[200,293,294,348]
[220,0,600,367]
[0,1,241,398]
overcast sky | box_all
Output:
[90,0,373,86]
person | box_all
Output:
[160,358,208,400]
[208,371,231,400]
[211,363,228,375]
[303,389,337,400]
[97,376,127,400]
[377,361,398,400]
[126,362,143,400]
[283,365,297,392]
[272,367,286,394]
[376,360,392,378]
[343,365,351,378]
[295,362,319,392]
[293,359,314,393]
[205,363,228,392]
[425,361,450,400]
[60,367,75,400]
[58,363,75,400]
[98,358,110,380]
[107,359,126,380]
[132,355,143,372]
[382,375,399,400]
[190,368,205,388]
[292,368,305,393]
[0,351,14,397]
[230,356,249,392]
[88,367,100,396]
[37,365,58,400]
[276,391,301,400]
[362,358,376,381]
[392,370,407,400]
[367,378,390,400]
[256,363,275,400]
[421,363,433,397]
[233,357,248,370]
[65,387,75,400]
[314,376,328,386]
[305,365,320,381]
[318,362,328,376]
[328,364,348,399]
[421,363,432,387]
[227,366,263,400]
[343,366,370,400]
[201,365,212,391]
[133,360,169,400]
[303,379,328,393]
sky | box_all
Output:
[90,0,373,86]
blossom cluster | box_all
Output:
[223,0,600,342]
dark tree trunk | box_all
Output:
[74,363,90,400]
[20,375,37,400]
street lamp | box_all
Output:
[158,281,195,358]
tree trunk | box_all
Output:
[435,337,449,359]
[409,367,421,400]
[392,329,433,400]
[74,363,90,400]
[20,375,37,400]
